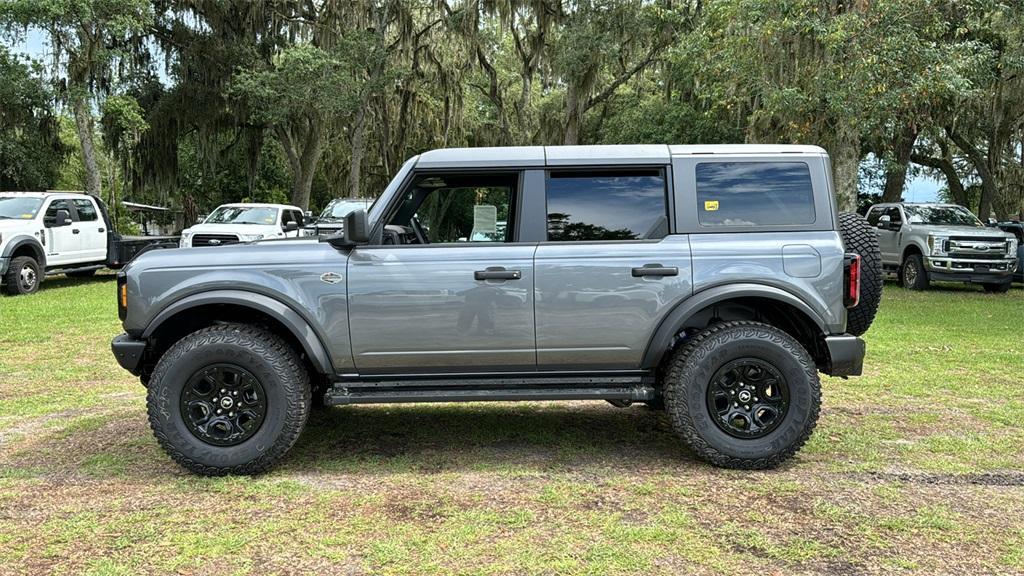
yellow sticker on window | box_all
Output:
[704,200,719,211]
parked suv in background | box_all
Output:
[179,203,306,248]
[112,144,882,476]
[866,202,1017,293]
[305,197,373,236]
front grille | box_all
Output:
[192,234,240,247]
[947,238,1009,259]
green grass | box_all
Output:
[1,273,1023,575]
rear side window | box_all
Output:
[546,170,668,241]
[696,162,815,227]
[72,199,98,221]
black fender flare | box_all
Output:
[640,283,827,369]
[2,236,46,269]
[141,290,335,375]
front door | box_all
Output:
[42,199,79,265]
[876,206,904,264]
[534,168,692,370]
[346,171,536,374]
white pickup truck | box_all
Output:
[0,192,177,296]
[179,203,307,247]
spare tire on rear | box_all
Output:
[838,212,882,336]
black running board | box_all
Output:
[323,375,656,406]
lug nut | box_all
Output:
[217,409,222,414]
[733,402,738,408]
[744,405,750,410]
[220,388,226,393]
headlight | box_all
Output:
[928,235,949,256]
[1010,238,1019,255]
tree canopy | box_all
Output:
[2,0,1022,219]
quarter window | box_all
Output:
[72,199,98,221]
[545,170,668,241]
[696,162,815,227]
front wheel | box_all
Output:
[982,282,1011,294]
[147,324,311,476]
[663,321,820,469]
[3,256,41,295]
[901,254,930,291]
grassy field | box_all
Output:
[1,273,1023,575]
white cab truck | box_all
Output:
[0,192,177,296]
[179,203,307,248]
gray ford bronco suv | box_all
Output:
[111,145,882,475]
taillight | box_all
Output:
[844,254,861,308]
[117,273,128,320]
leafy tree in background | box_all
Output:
[0,47,65,190]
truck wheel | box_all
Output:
[901,254,930,290]
[65,269,97,278]
[147,323,311,476]
[982,282,1010,294]
[3,256,41,295]
[838,212,882,336]
[663,321,820,470]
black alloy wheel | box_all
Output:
[180,364,268,446]
[706,358,789,439]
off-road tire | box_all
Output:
[901,253,930,291]
[838,212,882,336]
[65,268,97,278]
[982,282,1010,294]
[4,256,41,295]
[663,321,820,470]
[147,323,311,476]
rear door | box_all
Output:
[347,170,537,374]
[71,198,107,262]
[533,168,692,370]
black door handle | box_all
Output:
[474,267,521,281]
[632,264,678,277]
[98,228,105,233]
[72,229,80,234]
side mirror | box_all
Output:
[986,218,998,227]
[283,221,299,233]
[304,210,313,220]
[877,215,891,229]
[55,209,72,227]
[345,209,369,243]
[195,216,206,225]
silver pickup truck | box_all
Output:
[866,202,1018,292]
[111,144,882,476]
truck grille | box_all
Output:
[192,234,240,247]
[948,237,1009,259]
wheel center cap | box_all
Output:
[220,397,234,409]
[738,390,752,403]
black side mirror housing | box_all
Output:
[55,209,72,227]
[323,208,369,249]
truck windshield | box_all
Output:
[318,199,372,222]
[205,206,278,225]
[904,205,982,227]
[0,197,43,219]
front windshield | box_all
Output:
[205,206,278,225]
[319,199,372,221]
[0,196,44,220]
[904,205,982,227]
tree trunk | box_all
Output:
[830,121,860,213]
[881,124,918,202]
[348,105,368,198]
[947,128,999,220]
[71,89,102,196]
[276,119,323,211]
[563,83,581,145]
[910,152,967,206]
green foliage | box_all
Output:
[0,47,65,190]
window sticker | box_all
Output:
[704,200,719,211]
[473,204,497,234]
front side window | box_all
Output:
[545,170,668,241]
[385,173,517,244]
[72,199,98,221]
[205,206,279,225]
[0,196,43,220]
[44,199,72,226]
[904,205,982,227]
[696,162,815,227]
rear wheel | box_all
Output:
[663,321,820,469]
[147,323,311,475]
[4,256,41,295]
[838,212,882,336]
[982,282,1010,294]
[901,253,930,291]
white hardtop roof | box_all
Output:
[218,203,301,210]
[415,144,826,168]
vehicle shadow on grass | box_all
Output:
[40,271,117,292]
[283,402,698,475]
